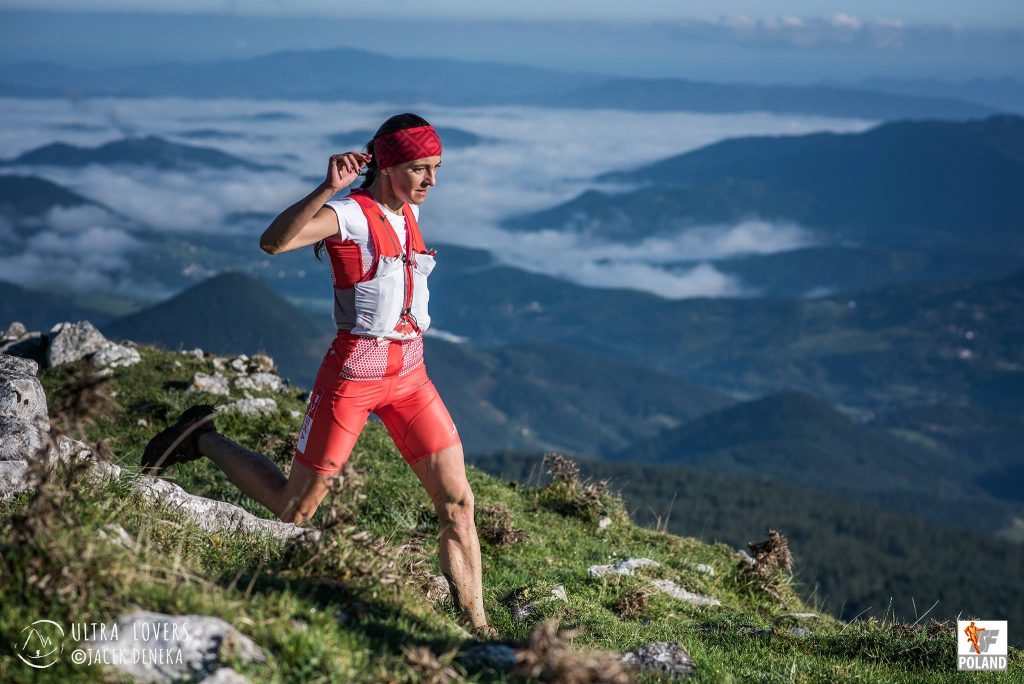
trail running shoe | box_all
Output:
[140,404,218,475]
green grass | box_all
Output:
[3,346,1021,682]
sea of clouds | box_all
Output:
[0,96,873,299]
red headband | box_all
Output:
[374,125,442,169]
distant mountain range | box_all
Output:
[425,244,1024,417]
[0,173,105,217]
[0,136,282,171]
[327,126,487,150]
[0,47,999,120]
[609,390,1022,533]
[850,77,1024,115]
[512,114,1024,251]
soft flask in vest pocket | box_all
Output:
[409,252,436,332]
[353,254,407,335]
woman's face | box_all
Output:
[385,155,441,205]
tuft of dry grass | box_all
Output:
[539,454,620,523]
[614,585,653,621]
[402,644,465,684]
[739,529,795,603]
[513,619,634,684]
[476,504,528,548]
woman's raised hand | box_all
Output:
[325,152,372,190]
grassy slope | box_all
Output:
[1,346,1020,682]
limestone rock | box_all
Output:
[94,610,265,683]
[0,416,48,462]
[135,476,318,543]
[181,348,205,361]
[0,353,49,430]
[229,355,249,373]
[249,354,275,373]
[45,321,140,369]
[200,669,251,684]
[92,343,142,368]
[0,460,32,499]
[622,642,696,678]
[588,557,660,578]
[47,321,109,366]
[3,321,27,339]
[0,353,39,376]
[693,563,715,575]
[649,579,721,607]
[598,515,612,529]
[225,398,276,417]
[188,373,230,396]
[249,372,285,392]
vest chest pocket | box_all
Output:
[410,252,435,332]
[353,255,405,335]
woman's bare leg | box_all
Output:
[409,442,488,628]
[196,432,332,524]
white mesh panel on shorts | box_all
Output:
[338,335,425,381]
[399,337,425,376]
[339,337,389,381]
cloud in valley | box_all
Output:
[0,96,872,298]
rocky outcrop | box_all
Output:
[91,610,265,683]
[587,557,660,578]
[47,321,141,368]
[622,642,697,678]
[0,350,317,544]
[1,320,141,370]
[588,557,721,608]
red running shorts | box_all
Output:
[293,337,461,476]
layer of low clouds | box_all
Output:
[0,96,872,299]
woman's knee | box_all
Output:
[278,464,334,523]
[438,485,475,531]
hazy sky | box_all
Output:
[1,1,1021,26]
[2,5,1021,83]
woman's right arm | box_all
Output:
[259,152,371,254]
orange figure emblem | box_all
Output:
[964,621,986,655]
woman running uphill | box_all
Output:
[141,113,495,637]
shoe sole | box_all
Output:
[143,410,218,474]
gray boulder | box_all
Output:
[0,416,48,462]
[224,398,276,417]
[47,321,140,369]
[0,460,32,500]
[187,373,230,396]
[0,354,49,430]
[3,321,27,339]
[93,610,265,683]
[47,321,109,366]
[622,642,697,678]
[649,579,721,607]
[135,476,318,543]
[588,558,660,578]
[200,669,251,684]
[92,343,142,368]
